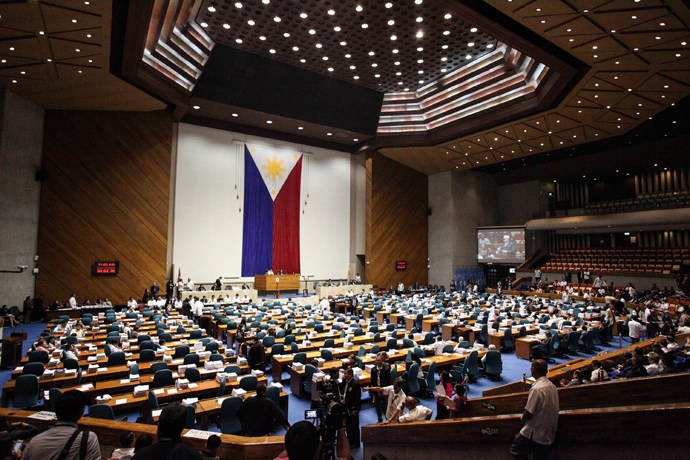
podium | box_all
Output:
[255,274,300,296]
[1,332,27,368]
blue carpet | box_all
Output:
[0,322,629,460]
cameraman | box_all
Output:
[339,368,361,449]
[273,421,350,460]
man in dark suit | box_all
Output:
[370,354,391,423]
[340,368,361,449]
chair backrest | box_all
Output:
[14,374,39,409]
[320,349,333,361]
[407,363,421,394]
[152,369,174,388]
[442,344,455,353]
[357,345,366,357]
[217,377,227,397]
[466,350,480,376]
[184,367,201,382]
[108,351,126,366]
[174,345,190,358]
[323,338,335,348]
[219,397,243,434]
[386,338,397,351]
[458,341,470,349]
[148,390,159,410]
[140,349,156,362]
[239,375,258,391]
[413,347,425,359]
[518,326,527,337]
[63,358,79,370]
[137,334,151,344]
[89,404,115,420]
[224,365,241,375]
[485,350,503,376]
[262,336,276,348]
[22,362,44,376]
[183,353,200,365]
[303,364,318,395]
[184,404,196,429]
[28,350,49,364]
[48,387,62,412]
[267,385,280,407]
[205,342,220,352]
[139,340,156,351]
[425,361,436,390]
[284,334,296,345]
[293,352,307,364]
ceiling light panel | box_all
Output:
[197,0,497,93]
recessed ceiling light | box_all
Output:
[371,63,377,67]
[394,61,400,65]
[309,29,316,35]
[353,138,358,142]
[340,41,347,46]
[72,19,77,23]
[247,20,255,26]
[266,120,273,124]
[327,132,332,136]
[39,31,45,35]
[468,42,475,47]
[316,43,322,48]
[416,30,424,38]
[269,49,276,54]
[440,68,447,72]
[235,38,242,44]
[442,45,449,49]
[76,48,81,52]
[368,51,375,56]
[322,56,328,60]
[374,74,380,78]
[200,22,208,27]
[487,43,494,48]
[223,24,230,29]
[361,24,368,29]
[416,17,423,23]
[465,54,472,59]
[441,57,447,61]
[259,35,266,40]
[193,105,200,110]
[392,49,399,54]
[274,16,281,22]
[328,9,335,15]
[235,2,242,8]
[283,32,290,37]
[298,126,303,130]
[262,0,270,4]
[395,71,401,76]
[328,67,334,71]
[415,0,423,4]
[356,5,363,12]
[11,80,16,84]
[417,47,423,52]
[385,2,393,8]
[333,27,340,32]
[390,35,397,40]
[445,13,452,20]
[345,54,351,58]
[300,12,308,19]
[232,113,238,117]
[208,6,216,12]
[353,76,359,79]
[443,30,450,36]
[293,46,299,51]
[349,65,356,70]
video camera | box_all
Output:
[303,378,348,459]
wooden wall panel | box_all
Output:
[366,152,428,289]
[35,110,172,304]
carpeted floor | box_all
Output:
[0,321,627,460]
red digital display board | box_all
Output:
[92,261,119,275]
[396,260,407,271]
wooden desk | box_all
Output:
[254,274,300,294]
[515,336,541,360]
[1,333,26,368]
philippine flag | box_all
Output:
[241,144,303,277]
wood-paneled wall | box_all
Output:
[35,110,173,305]
[366,152,428,289]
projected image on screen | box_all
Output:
[477,227,525,264]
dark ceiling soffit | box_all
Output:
[181,115,361,154]
[111,0,190,116]
[192,45,384,136]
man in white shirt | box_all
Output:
[397,397,432,423]
[366,378,406,423]
[510,359,559,459]
[628,316,642,343]
[186,277,194,291]
[425,336,447,356]
[192,297,204,324]
[68,294,77,308]
[319,297,330,313]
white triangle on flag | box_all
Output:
[247,143,302,201]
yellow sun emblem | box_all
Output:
[262,154,286,181]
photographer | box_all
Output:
[237,383,289,436]
[273,421,350,460]
[339,368,361,449]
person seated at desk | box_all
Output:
[106,338,122,355]
[247,338,266,372]
[237,383,289,436]
[61,343,78,361]
[265,268,274,276]
[425,336,448,356]
[391,396,432,423]
[33,337,49,353]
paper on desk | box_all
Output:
[188,383,199,389]
[183,429,215,440]
[97,367,108,372]
[115,398,128,405]
[167,389,178,395]
[151,409,162,417]
[153,389,164,395]
[28,411,57,421]
[120,379,130,384]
